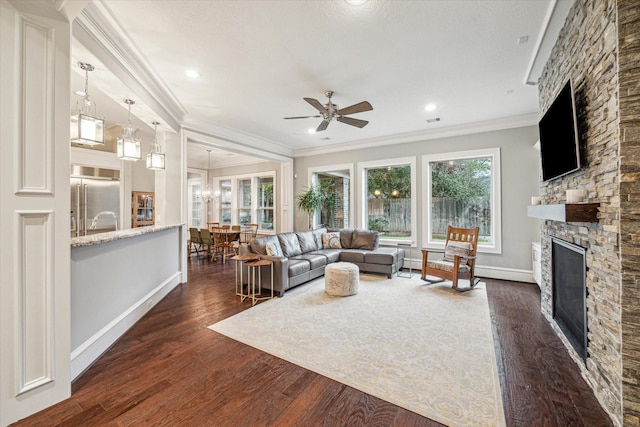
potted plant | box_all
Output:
[297,186,323,230]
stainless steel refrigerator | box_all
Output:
[70,166,120,237]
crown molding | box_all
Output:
[73,0,186,131]
[293,113,539,158]
[182,122,294,161]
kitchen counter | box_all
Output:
[70,224,183,247]
[70,223,185,379]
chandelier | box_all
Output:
[70,62,105,146]
[200,149,220,204]
[146,121,165,170]
[117,99,141,161]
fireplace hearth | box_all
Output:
[552,238,588,362]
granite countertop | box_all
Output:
[71,224,183,247]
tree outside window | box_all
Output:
[366,165,411,239]
[423,148,501,253]
[430,157,492,243]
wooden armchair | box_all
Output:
[421,226,480,292]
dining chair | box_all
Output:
[211,227,235,263]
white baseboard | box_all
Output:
[70,272,182,380]
[403,258,535,284]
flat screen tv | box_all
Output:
[538,80,581,181]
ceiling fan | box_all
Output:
[284,91,373,132]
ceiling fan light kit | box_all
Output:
[284,90,372,132]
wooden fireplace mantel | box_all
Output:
[527,203,600,223]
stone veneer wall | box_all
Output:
[618,1,640,425]
[537,0,622,425]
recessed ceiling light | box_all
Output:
[426,117,441,123]
[185,69,200,79]
[345,0,367,5]
[425,103,437,112]
[308,128,316,134]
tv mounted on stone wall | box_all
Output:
[538,79,582,182]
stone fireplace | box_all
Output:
[535,1,640,425]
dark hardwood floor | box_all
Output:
[13,256,613,426]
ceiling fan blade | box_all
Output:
[336,101,373,116]
[304,98,329,114]
[337,116,369,128]
[316,120,330,132]
[283,115,322,119]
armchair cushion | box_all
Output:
[444,240,472,265]
[426,259,472,273]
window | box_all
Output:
[213,172,276,232]
[422,148,501,253]
[188,180,203,228]
[358,157,416,243]
[308,164,353,230]
[219,179,232,225]
[237,179,252,225]
[257,176,274,231]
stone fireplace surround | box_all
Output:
[536,1,640,425]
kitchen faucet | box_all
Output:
[89,211,119,231]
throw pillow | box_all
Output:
[444,240,472,265]
[322,232,342,249]
[265,241,283,257]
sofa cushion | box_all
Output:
[322,232,342,249]
[291,254,327,270]
[265,241,283,256]
[312,228,327,250]
[350,230,379,250]
[297,230,319,253]
[339,249,368,263]
[288,259,310,277]
[308,249,341,263]
[278,232,303,257]
[364,248,398,265]
[250,235,280,255]
[329,228,353,248]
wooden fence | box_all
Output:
[367,197,491,238]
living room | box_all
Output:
[1,0,639,426]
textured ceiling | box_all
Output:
[73,0,572,163]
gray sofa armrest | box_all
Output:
[258,255,288,297]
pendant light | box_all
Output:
[117,99,141,161]
[70,62,105,146]
[200,150,220,204]
[146,121,165,170]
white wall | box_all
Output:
[294,125,541,279]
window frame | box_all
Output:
[213,171,277,233]
[307,163,355,230]
[421,147,502,254]
[357,157,417,245]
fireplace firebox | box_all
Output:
[552,238,588,362]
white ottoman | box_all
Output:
[325,262,359,296]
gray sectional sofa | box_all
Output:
[238,228,405,297]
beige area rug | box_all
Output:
[209,273,505,427]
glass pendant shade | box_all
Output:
[117,99,141,161]
[70,63,105,146]
[146,121,165,170]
